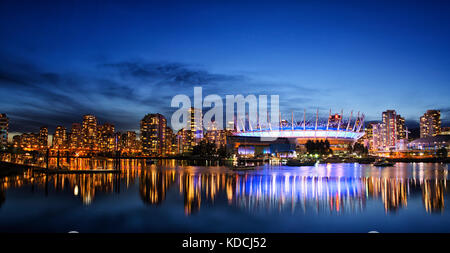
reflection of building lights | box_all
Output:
[74,185,79,196]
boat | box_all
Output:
[145,159,155,165]
[232,160,256,171]
[373,159,395,167]
[232,165,256,171]
[356,158,374,164]
[286,159,316,166]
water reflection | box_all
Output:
[0,160,448,214]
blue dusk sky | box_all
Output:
[1,0,449,135]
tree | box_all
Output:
[192,140,218,158]
[305,140,332,155]
[436,147,448,158]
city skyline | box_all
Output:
[1,0,450,136]
[2,107,446,141]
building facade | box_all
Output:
[39,126,48,149]
[371,110,406,151]
[140,113,167,156]
[420,110,441,138]
[52,125,67,149]
[82,114,98,151]
[0,113,8,147]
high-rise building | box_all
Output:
[13,133,40,150]
[140,113,167,156]
[189,107,203,143]
[382,110,398,148]
[204,121,229,148]
[396,115,406,140]
[364,123,374,150]
[126,131,137,150]
[52,126,67,149]
[372,123,386,151]
[176,128,194,155]
[119,131,138,154]
[39,126,48,149]
[420,110,441,138]
[97,123,115,152]
[441,127,450,135]
[70,123,82,150]
[82,114,98,151]
[0,113,8,147]
[371,110,406,151]
[164,127,177,156]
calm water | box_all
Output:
[0,159,449,233]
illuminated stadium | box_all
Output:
[227,110,366,156]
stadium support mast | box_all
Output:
[352,111,360,132]
[357,114,365,132]
[315,108,319,138]
[346,110,353,131]
[315,109,319,131]
[291,111,294,131]
[326,109,331,131]
[303,109,306,131]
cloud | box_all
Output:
[0,56,250,133]
[101,61,246,87]
[0,54,325,134]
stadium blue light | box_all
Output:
[234,126,364,140]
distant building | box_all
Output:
[204,121,229,148]
[0,113,8,147]
[408,135,449,154]
[396,115,406,140]
[70,123,82,150]
[189,107,203,144]
[13,133,40,150]
[165,127,176,156]
[420,110,441,138]
[372,123,386,150]
[140,113,167,156]
[441,127,450,135]
[39,126,48,149]
[371,110,406,151]
[82,114,98,151]
[52,126,67,149]
[363,123,374,149]
[176,128,194,155]
[382,110,398,149]
[120,131,138,154]
[97,123,115,152]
